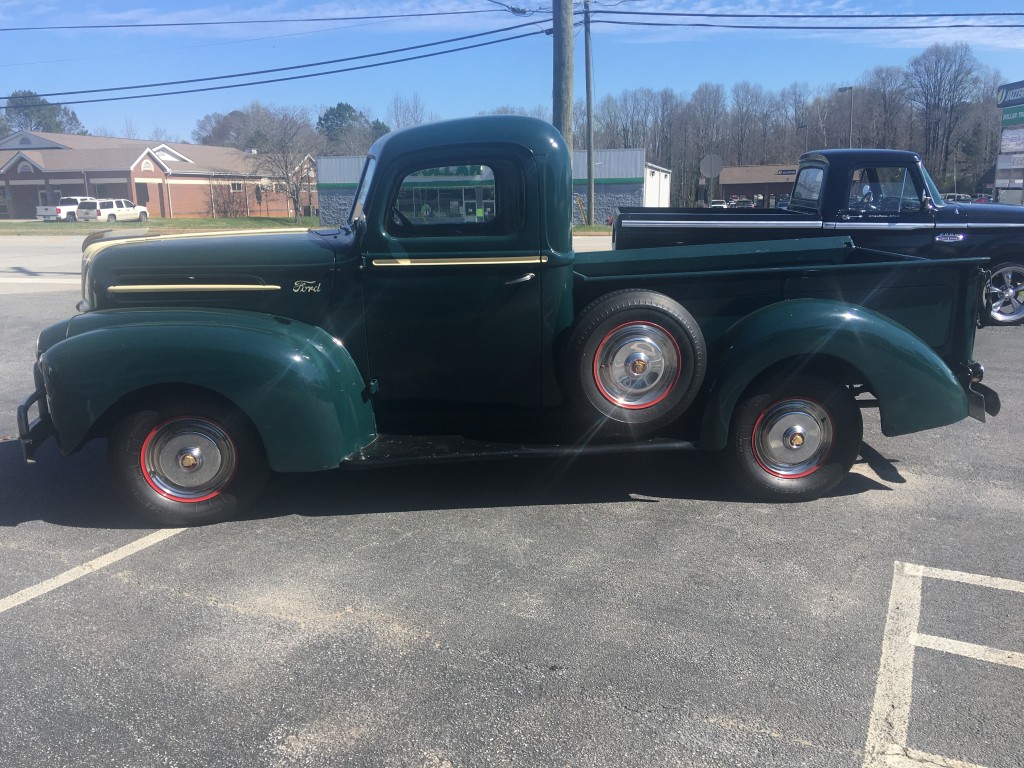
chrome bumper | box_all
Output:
[16,365,53,463]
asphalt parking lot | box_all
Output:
[0,235,1021,767]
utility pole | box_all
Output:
[552,0,574,154]
[584,0,594,225]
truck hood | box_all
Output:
[81,228,358,325]
[941,202,1024,225]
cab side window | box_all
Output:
[386,160,524,239]
[847,166,924,213]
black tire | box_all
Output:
[985,261,1024,325]
[106,214,116,223]
[109,398,267,526]
[728,372,862,502]
[139,211,148,223]
[564,289,706,434]
[66,212,76,222]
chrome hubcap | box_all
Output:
[142,418,236,501]
[753,398,833,477]
[987,266,1024,323]
[594,323,681,408]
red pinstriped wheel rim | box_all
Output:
[139,416,237,503]
[750,397,834,479]
[592,321,682,409]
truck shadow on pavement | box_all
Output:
[0,438,896,528]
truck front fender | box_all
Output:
[699,298,968,450]
[37,309,376,472]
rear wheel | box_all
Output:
[106,214,116,223]
[986,262,1024,325]
[109,398,267,526]
[728,372,862,502]
[66,212,77,222]
[564,290,706,434]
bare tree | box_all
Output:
[860,66,911,149]
[246,104,326,223]
[684,82,728,204]
[387,93,437,130]
[904,43,982,180]
[780,83,812,157]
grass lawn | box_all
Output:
[0,216,323,236]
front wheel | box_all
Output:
[138,212,148,223]
[109,399,267,525]
[985,262,1024,325]
[728,373,862,502]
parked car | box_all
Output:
[77,198,149,223]
[973,194,994,204]
[709,199,728,208]
[942,193,973,204]
[730,199,754,208]
[36,196,95,222]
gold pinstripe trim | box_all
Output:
[371,255,548,267]
[108,284,281,294]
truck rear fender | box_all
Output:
[37,310,376,472]
[698,298,968,450]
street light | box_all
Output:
[837,86,854,148]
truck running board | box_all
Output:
[344,433,698,469]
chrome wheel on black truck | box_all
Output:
[109,398,267,526]
[728,372,862,502]
[564,289,707,434]
[986,262,1024,325]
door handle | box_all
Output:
[505,272,535,285]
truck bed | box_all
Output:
[574,236,987,370]
[613,206,821,250]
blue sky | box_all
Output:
[3,1,1024,142]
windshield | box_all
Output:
[348,156,376,225]
[919,162,945,208]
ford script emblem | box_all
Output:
[935,233,966,243]
[293,280,322,293]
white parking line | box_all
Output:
[862,561,1024,768]
[0,277,79,284]
[0,528,185,615]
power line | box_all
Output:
[0,9,510,33]
[591,10,1024,19]
[3,27,551,108]
[11,20,549,100]
[593,19,1024,30]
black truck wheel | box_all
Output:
[728,372,862,502]
[986,261,1024,325]
[564,290,706,433]
[109,399,267,526]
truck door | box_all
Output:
[829,164,936,256]
[359,149,545,409]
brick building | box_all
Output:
[0,130,304,219]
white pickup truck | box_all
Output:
[36,196,95,222]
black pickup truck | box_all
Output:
[613,149,1024,325]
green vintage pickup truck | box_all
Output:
[17,116,999,525]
